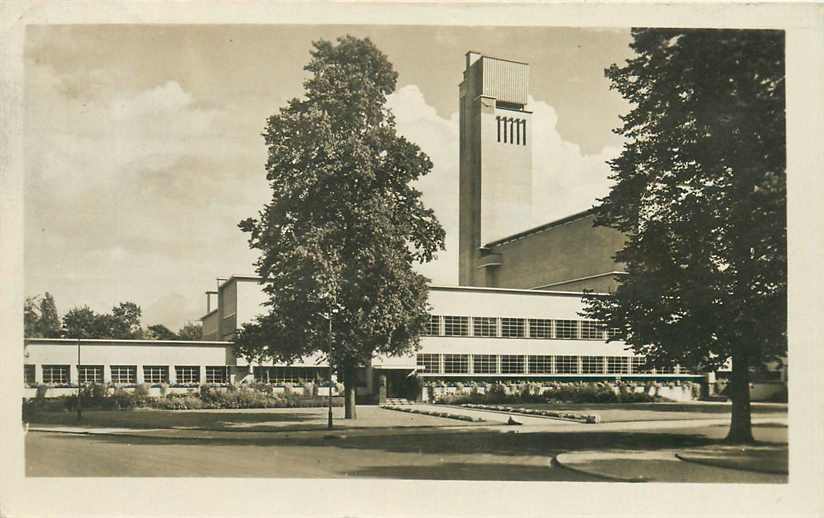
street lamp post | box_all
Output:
[76,340,82,421]
[327,315,333,430]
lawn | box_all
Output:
[503,401,787,423]
[24,405,483,432]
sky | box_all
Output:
[24,24,634,330]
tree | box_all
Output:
[24,296,41,338]
[61,302,144,339]
[237,36,445,419]
[177,322,203,341]
[583,29,786,443]
[62,306,99,339]
[110,302,143,339]
[38,292,61,338]
[147,324,178,341]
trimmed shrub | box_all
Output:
[35,384,49,400]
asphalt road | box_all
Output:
[25,420,786,480]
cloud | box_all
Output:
[387,85,619,286]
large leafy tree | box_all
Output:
[177,322,203,341]
[584,29,786,443]
[38,293,61,337]
[62,302,145,339]
[237,36,445,418]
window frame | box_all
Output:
[110,365,137,385]
[501,318,525,338]
[42,364,70,385]
[443,354,469,374]
[500,354,525,374]
[472,354,498,374]
[472,317,498,337]
[443,316,469,337]
[143,365,169,385]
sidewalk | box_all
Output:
[554,444,788,483]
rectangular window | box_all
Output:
[555,320,578,339]
[528,319,552,338]
[522,119,527,146]
[422,315,440,336]
[500,355,525,374]
[417,353,441,374]
[143,366,169,384]
[607,327,622,340]
[472,354,498,374]
[253,366,320,384]
[555,356,578,374]
[657,366,675,374]
[515,117,521,144]
[631,356,651,374]
[528,355,553,374]
[78,365,104,384]
[501,318,525,338]
[443,316,469,336]
[473,317,497,337]
[607,356,629,374]
[110,365,137,384]
[24,364,36,385]
[205,366,228,384]
[175,366,200,385]
[42,365,70,384]
[496,116,501,142]
[581,356,604,374]
[581,320,606,340]
[443,354,469,374]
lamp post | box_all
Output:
[327,314,333,430]
[76,340,82,421]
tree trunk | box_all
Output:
[726,347,754,443]
[343,361,358,419]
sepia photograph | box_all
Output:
[2,2,823,517]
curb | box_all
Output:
[674,452,788,475]
[552,453,651,482]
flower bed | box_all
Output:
[461,403,601,424]
[380,404,485,423]
[424,380,698,405]
[23,382,344,412]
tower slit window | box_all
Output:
[496,116,501,142]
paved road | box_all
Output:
[26,418,787,480]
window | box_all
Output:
[472,354,497,374]
[500,355,525,374]
[473,317,497,337]
[111,365,137,384]
[42,365,70,384]
[417,353,441,374]
[607,356,629,374]
[423,315,440,336]
[205,366,228,384]
[143,366,169,384]
[175,366,200,384]
[607,327,622,340]
[521,119,527,146]
[631,357,651,374]
[443,354,469,374]
[528,355,553,374]
[555,356,578,374]
[555,320,578,339]
[529,319,552,338]
[501,318,525,338]
[78,365,104,384]
[443,316,469,336]
[581,321,605,340]
[657,366,676,374]
[253,366,321,384]
[581,356,604,374]
[24,365,35,385]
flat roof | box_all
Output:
[429,285,606,297]
[25,338,233,346]
[484,208,597,248]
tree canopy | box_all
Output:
[237,36,445,418]
[583,29,786,442]
[62,302,146,340]
[24,292,61,338]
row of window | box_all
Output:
[496,116,527,145]
[253,366,331,384]
[25,365,229,385]
[423,316,620,340]
[416,354,682,375]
